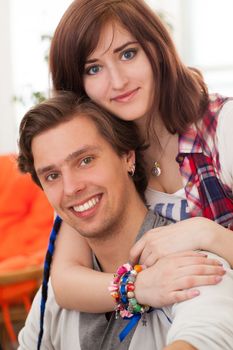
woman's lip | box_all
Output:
[111,88,140,102]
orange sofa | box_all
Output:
[0,154,54,345]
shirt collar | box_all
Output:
[179,123,203,154]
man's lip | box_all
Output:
[67,194,102,209]
[111,88,140,101]
[69,194,102,218]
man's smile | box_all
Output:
[69,194,102,218]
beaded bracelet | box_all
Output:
[108,263,149,319]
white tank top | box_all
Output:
[145,187,189,222]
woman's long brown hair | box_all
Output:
[50,0,209,135]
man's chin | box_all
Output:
[72,222,111,241]
[74,229,103,240]
[64,211,119,240]
[65,219,99,238]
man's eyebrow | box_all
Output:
[36,145,101,176]
[37,165,55,177]
[65,146,101,162]
[85,41,138,64]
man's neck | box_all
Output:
[87,197,148,273]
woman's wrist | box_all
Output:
[200,218,223,252]
[108,263,149,318]
[133,268,150,305]
[191,217,216,252]
[198,219,233,267]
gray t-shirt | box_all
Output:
[79,211,169,350]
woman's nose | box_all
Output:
[109,66,128,90]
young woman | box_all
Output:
[48,0,233,312]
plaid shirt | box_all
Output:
[177,94,233,227]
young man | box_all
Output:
[17,92,233,350]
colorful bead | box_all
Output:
[108,262,147,320]
[127,291,135,298]
[117,265,128,275]
[111,292,119,299]
[128,275,136,283]
[128,298,137,306]
[127,284,135,292]
[113,275,120,283]
[133,304,142,313]
[134,264,143,273]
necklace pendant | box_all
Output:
[151,161,161,177]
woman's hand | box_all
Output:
[130,217,224,267]
[135,250,225,307]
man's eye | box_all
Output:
[80,156,94,166]
[85,65,102,75]
[121,49,137,61]
[46,173,59,182]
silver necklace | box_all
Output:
[151,134,173,177]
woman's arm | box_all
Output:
[130,217,233,267]
[51,220,115,312]
[202,219,233,266]
[164,341,197,350]
[51,221,225,312]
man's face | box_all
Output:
[32,115,135,240]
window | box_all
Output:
[147,0,233,94]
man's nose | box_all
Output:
[63,172,86,196]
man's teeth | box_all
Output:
[73,197,99,213]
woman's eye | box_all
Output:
[85,65,102,75]
[122,49,137,61]
[80,156,94,166]
[46,173,59,182]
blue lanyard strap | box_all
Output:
[119,314,141,342]
[118,307,172,342]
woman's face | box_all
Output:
[83,22,155,122]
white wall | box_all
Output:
[0,0,73,154]
[0,0,17,153]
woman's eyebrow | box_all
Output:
[113,41,138,54]
[85,41,138,64]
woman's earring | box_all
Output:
[128,163,136,177]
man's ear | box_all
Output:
[125,150,136,175]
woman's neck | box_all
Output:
[135,111,170,145]
[135,112,183,194]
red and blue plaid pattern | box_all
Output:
[177,94,233,226]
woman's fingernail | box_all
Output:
[191,290,200,297]
[198,252,208,257]
[215,276,223,282]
